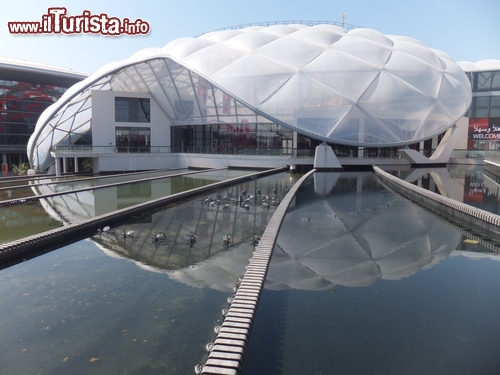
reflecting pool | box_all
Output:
[241,171,500,375]
[0,169,261,244]
[0,241,226,374]
[0,171,296,374]
[397,164,500,216]
[3,168,500,375]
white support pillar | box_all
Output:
[74,157,79,173]
[398,125,459,166]
[313,143,342,170]
[62,157,68,174]
[93,157,100,174]
[55,157,61,177]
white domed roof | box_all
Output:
[163,25,471,146]
[28,24,472,171]
[457,59,500,72]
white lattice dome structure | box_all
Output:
[28,23,472,171]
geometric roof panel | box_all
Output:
[28,24,473,170]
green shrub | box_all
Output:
[82,158,93,172]
[12,162,29,176]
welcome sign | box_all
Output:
[469,118,500,141]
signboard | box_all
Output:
[469,117,500,142]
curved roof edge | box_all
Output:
[0,56,89,89]
[196,19,360,37]
[0,56,88,80]
[457,59,500,72]
[27,53,169,163]
[28,51,284,162]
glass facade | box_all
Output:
[0,79,66,165]
[471,70,500,92]
[115,97,150,123]
[29,24,472,171]
[116,126,151,152]
[171,123,293,154]
[464,69,500,150]
[468,96,500,118]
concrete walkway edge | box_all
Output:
[199,168,316,375]
[373,165,500,239]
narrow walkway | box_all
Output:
[0,169,166,192]
[0,168,226,207]
[373,165,500,239]
[198,169,316,375]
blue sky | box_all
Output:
[1,0,499,74]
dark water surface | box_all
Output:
[0,241,225,375]
[0,171,296,374]
[241,171,500,375]
[3,168,500,374]
[0,169,259,244]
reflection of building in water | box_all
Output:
[90,178,283,292]
[31,174,288,292]
[265,175,463,290]
[92,196,270,275]
[30,169,265,222]
[394,165,500,215]
[31,169,500,292]
[32,176,172,222]
[92,172,495,293]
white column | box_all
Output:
[62,157,68,174]
[55,157,61,177]
[74,157,79,173]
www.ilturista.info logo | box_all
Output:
[8,7,150,36]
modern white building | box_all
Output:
[27,22,473,174]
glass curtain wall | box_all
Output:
[467,70,500,150]
[171,123,293,155]
[0,79,66,164]
[115,127,151,153]
[152,59,294,155]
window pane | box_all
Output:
[490,96,500,118]
[492,72,500,91]
[115,97,150,122]
[474,97,490,118]
[476,72,492,91]
[115,126,150,152]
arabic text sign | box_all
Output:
[469,118,500,141]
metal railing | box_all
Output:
[52,145,305,157]
[451,149,486,159]
[52,145,487,162]
[53,146,172,154]
[197,20,360,37]
[485,150,500,165]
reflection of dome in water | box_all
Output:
[264,191,463,290]
[32,169,496,291]
[90,196,270,275]
[89,189,500,292]
[93,234,255,293]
